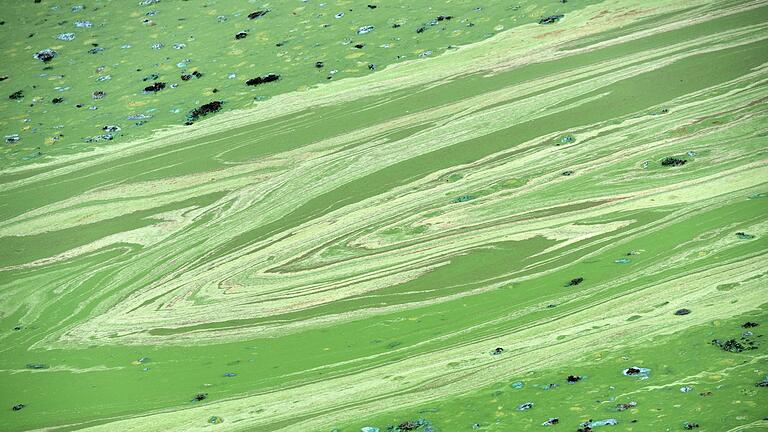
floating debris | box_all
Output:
[248,10,269,19]
[208,416,223,424]
[186,101,223,123]
[57,33,76,41]
[26,363,48,369]
[755,376,768,387]
[193,393,207,401]
[623,366,650,378]
[235,31,248,40]
[246,74,280,86]
[661,157,687,167]
[388,419,431,431]
[143,82,166,93]
[223,372,237,377]
[711,338,748,353]
[357,25,375,35]
[12,403,25,411]
[539,15,564,25]
[491,347,504,355]
[735,232,755,240]
[682,421,700,430]
[680,385,693,393]
[74,20,92,28]
[103,125,121,133]
[452,195,474,203]
[580,418,618,429]
[542,418,559,426]
[567,277,584,287]
[674,308,691,316]
[33,49,57,62]
[742,322,759,328]
[511,381,524,389]
[566,375,583,383]
[92,91,106,99]
[516,402,534,411]
[9,90,23,100]
[616,401,637,411]
[5,134,20,143]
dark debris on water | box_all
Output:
[711,338,752,353]
[246,74,280,86]
[186,100,222,124]
[661,157,687,167]
[539,15,564,25]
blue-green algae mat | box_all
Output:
[0,0,767,431]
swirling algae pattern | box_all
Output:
[0,0,767,431]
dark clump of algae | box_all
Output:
[0,0,584,166]
[1,1,767,432]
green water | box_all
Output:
[0,0,766,431]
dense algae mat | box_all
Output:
[1,0,767,431]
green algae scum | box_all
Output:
[1,0,767,431]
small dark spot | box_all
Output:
[315,61,324,68]
[562,170,574,176]
[742,322,759,328]
[0,75,8,81]
[52,97,63,104]
[683,422,700,430]
[674,308,691,316]
[193,393,207,401]
[367,4,377,9]
[12,404,24,411]
[353,43,364,49]
[191,70,202,78]
[567,277,583,287]
[235,31,248,40]
[491,347,504,355]
[416,26,425,33]
[9,90,24,100]
[181,74,192,81]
